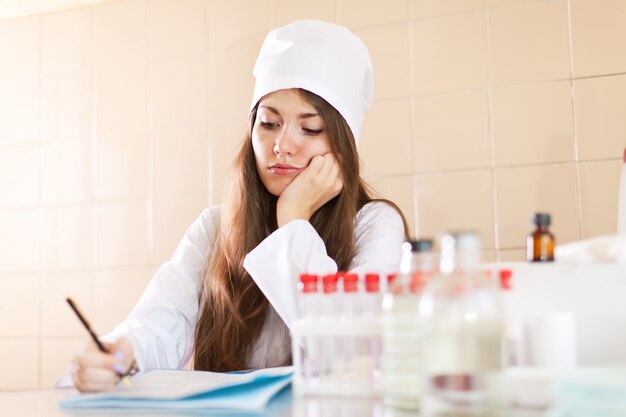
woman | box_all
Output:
[71,19,408,392]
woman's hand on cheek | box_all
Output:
[276,153,344,227]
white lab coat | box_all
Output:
[104,201,405,372]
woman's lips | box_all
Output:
[268,163,303,175]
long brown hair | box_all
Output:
[193,89,408,371]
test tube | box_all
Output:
[364,273,382,387]
[342,273,359,383]
[321,273,339,383]
[298,274,320,383]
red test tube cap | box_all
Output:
[365,273,380,293]
[343,273,358,293]
[322,273,338,294]
[499,269,513,290]
[299,274,318,293]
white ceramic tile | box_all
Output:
[495,164,578,249]
[0,75,39,144]
[93,1,146,134]
[570,0,626,77]
[273,0,337,27]
[95,60,147,133]
[488,0,570,85]
[0,342,39,390]
[40,339,85,388]
[492,82,574,166]
[94,269,153,333]
[486,0,545,7]
[0,16,38,79]
[0,144,39,208]
[208,43,262,121]
[149,0,206,61]
[0,209,42,272]
[41,8,91,76]
[413,91,490,172]
[574,74,626,161]
[412,12,488,95]
[41,140,91,204]
[340,0,406,28]
[95,200,151,268]
[152,193,207,265]
[360,99,413,176]
[41,74,91,141]
[41,273,93,337]
[208,0,268,51]
[356,24,411,100]
[578,160,622,238]
[0,276,39,337]
[95,129,148,200]
[367,175,415,237]
[153,125,208,198]
[150,58,207,128]
[498,249,526,262]
[410,0,486,19]
[93,0,146,65]
[416,170,495,248]
[208,118,249,203]
[41,206,93,270]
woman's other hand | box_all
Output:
[276,152,343,227]
[72,337,135,393]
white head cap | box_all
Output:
[250,19,374,145]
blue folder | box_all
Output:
[59,367,293,411]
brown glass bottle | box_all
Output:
[526,213,555,262]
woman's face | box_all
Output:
[252,89,333,196]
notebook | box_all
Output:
[59,366,293,411]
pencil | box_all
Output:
[66,297,136,386]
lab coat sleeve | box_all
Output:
[243,201,405,332]
[103,207,219,372]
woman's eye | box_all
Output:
[260,121,278,129]
[303,128,323,135]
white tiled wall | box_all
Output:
[0,0,624,389]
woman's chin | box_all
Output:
[263,179,292,197]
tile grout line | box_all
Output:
[145,0,155,266]
[406,3,420,238]
[204,0,212,207]
[37,11,44,390]
[484,7,501,260]
[566,0,583,240]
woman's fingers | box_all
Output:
[78,348,117,370]
[71,338,135,393]
[112,337,136,370]
[74,368,120,393]
[276,152,344,227]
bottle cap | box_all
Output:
[531,212,551,226]
[299,274,318,293]
[343,273,359,293]
[499,269,513,290]
[364,273,380,293]
[322,273,338,294]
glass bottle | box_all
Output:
[419,232,506,417]
[381,238,435,410]
[526,213,555,262]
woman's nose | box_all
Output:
[273,128,297,156]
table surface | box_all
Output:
[0,387,548,417]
